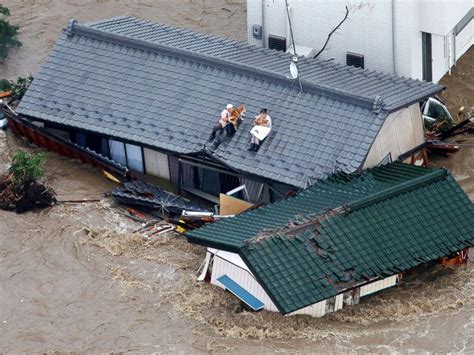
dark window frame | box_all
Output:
[422,32,433,82]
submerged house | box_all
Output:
[187,162,474,316]
[15,16,445,203]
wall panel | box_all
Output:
[143,148,170,179]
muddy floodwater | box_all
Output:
[1,133,473,354]
[1,0,473,352]
[431,134,474,201]
[0,133,473,353]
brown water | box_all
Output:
[1,1,473,352]
[431,133,474,201]
[1,128,473,354]
[0,0,247,80]
[1,208,472,353]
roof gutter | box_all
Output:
[185,235,241,253]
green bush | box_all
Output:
[0,78,11,91]
[9,150,46,187]
[0,75,33,99]
[12,75,33,98]
[0,4,22,59]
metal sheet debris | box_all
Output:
[111,179,209,217]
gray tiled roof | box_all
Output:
[87,16,444,111]
[17,16,443,188]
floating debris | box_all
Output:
[111,179,209,218]
[0,176,56,213]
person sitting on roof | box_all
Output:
[209,103,233,145]
[248,108,272,151]
[225,105,247,136]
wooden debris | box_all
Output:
[0,175,56,213]
[426,142,461,156]
[144,224,174,239]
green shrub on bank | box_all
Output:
[9,150,46,187]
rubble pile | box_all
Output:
[0,175,56,213]
[112,179,208,217]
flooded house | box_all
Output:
[8,16,446,204]
[187,162,474,316]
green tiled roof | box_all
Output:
[187,162,439,251]
[187,163,474,314]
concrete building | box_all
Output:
[247,0,473,82]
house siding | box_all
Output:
[360,275,398,297]
[143,148,170,180]
[288,299,327,317]
[211,251,281,313]
[209,250,399,317]
[363,103,424,168]
[249,0,395,75]
[454,17,473,63]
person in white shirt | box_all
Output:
[209,103,233,143]
[248,108,271,151]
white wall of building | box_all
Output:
[210,250,281,313]
[247,0,473,82]
[363,103,424,168]
[289,298,327,317]
[210,250,328,316]
[456,19,473,60]
[431,33,448,83]
[420,0,472,35]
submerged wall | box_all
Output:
[208,249,398,317]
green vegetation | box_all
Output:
[1,150,54,213]
[0,4,21,59]
[9,150,46,187]
[0,75,33,99]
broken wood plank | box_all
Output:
[57,199,101,203]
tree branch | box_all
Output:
[313,6,349,59]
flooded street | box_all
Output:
[0,0,473,352]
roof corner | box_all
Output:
[64,18,77,37]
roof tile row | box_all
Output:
[18,16,443,188]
